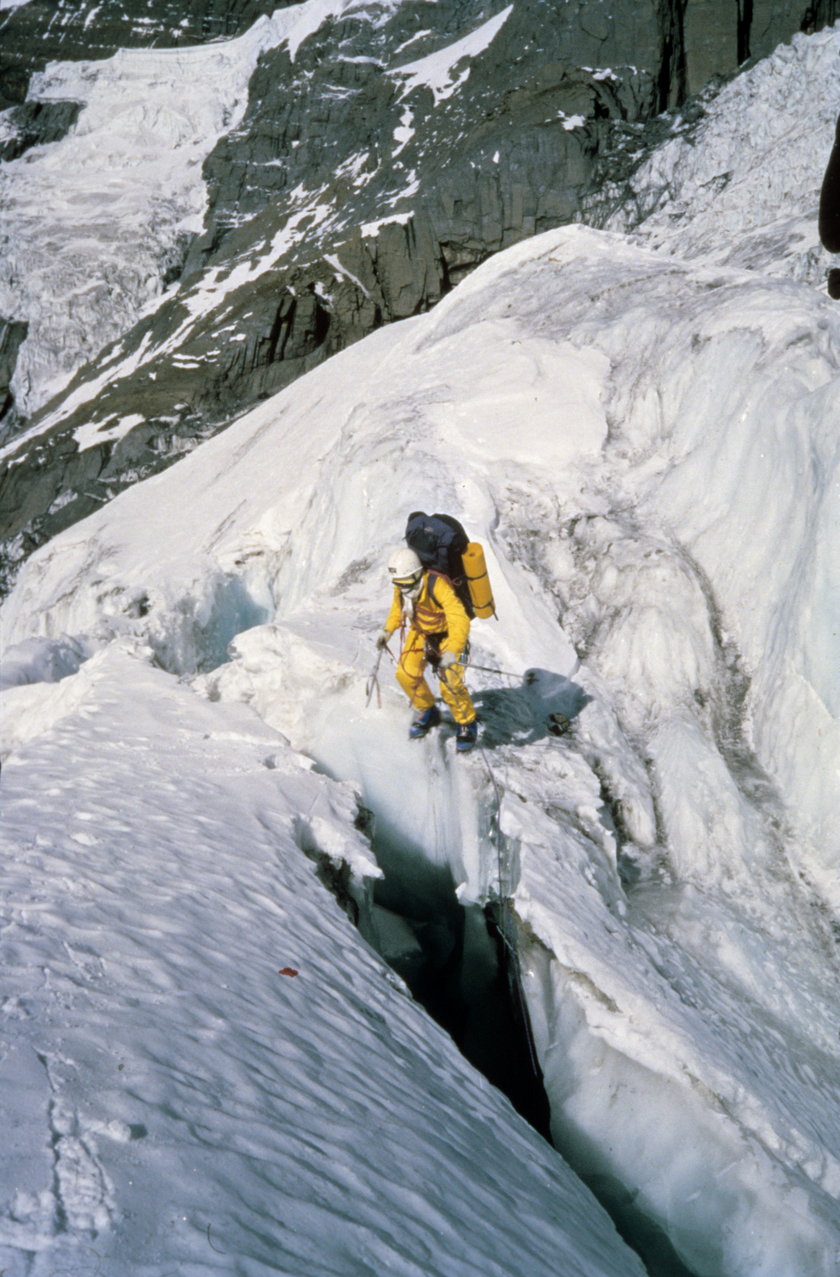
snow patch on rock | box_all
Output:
[0,4,327,418]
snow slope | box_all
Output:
[1,642,644,1277]
[3,219,840,1275]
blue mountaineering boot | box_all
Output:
[409,705,441,739]
[455,720,478,753]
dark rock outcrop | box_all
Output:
[819,112,840,253]
[0,98,82,160]
[0,317,27,442]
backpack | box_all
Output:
[404,511,474,617]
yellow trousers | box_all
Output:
[396,629,476,726]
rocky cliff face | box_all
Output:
[0,0,834,593]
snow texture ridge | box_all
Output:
[0,642,645,1277]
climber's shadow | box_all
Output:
[472,668,591,750]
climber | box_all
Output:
[377,546,478,752]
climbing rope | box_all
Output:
[467,662,522,679]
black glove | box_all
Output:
[376,630,391,650]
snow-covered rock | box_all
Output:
[0,9,316,420]
[2,5,833,594]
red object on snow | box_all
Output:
[278,967,299,977]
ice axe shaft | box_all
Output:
[365,648,384,708]
[365,641,394,707]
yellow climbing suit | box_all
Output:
[383,572,476,726]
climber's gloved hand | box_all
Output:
[376,630,391,650]
[439,650,458,670]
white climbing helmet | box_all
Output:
[388,546,424,589]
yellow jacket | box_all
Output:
[384,572,471,655]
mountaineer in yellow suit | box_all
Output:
[377,546,478,752]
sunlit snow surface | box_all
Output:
[3,218,840,1275]
[3,14,840,1277]
[3,643,649,1277]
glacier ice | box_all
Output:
[2,16,840,1277]
[3,218,840,1274]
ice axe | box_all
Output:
[365,640,394,708]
